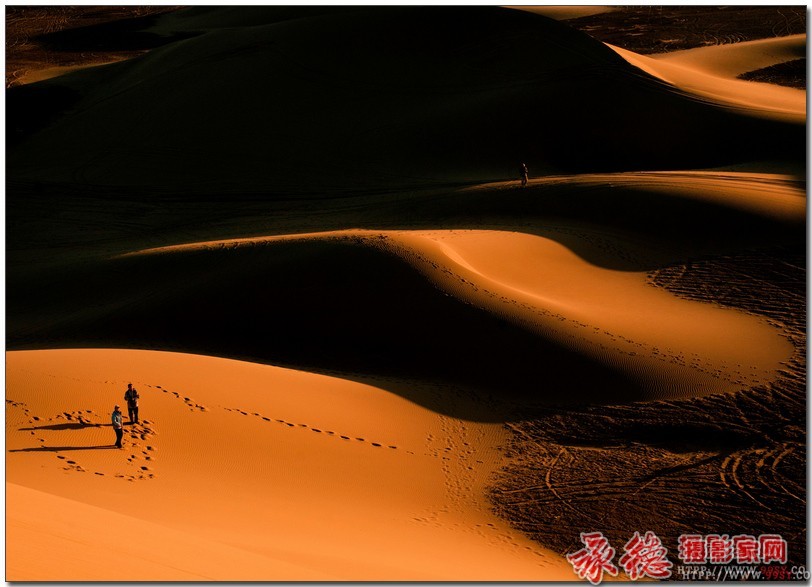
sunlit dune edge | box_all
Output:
[121,225,793,404]
[6,349,576,581]
[14,60,124,86]
[610,36,806,122]
[650,34,805,78]
[30,170,795,407]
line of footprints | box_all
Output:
[148,384,401,450]
[6,400,158,482]
[223,407,400,451]
[148,384,399,450]
[152,385,207,412]
[11,382,405,483]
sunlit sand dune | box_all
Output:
[6,5,806,581]
[650,34,805,79]
[121,224,793,404]
[611,38,805,122]
[9,171,802,411]
[6,349,575,581]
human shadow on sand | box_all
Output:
[19,422,104,431]
[10,445,116,452]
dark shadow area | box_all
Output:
[6,182,804,421]
[6,84,81,149]
[566,6,806,54]
[739,58,807,89]
[32,11,187,54]
[6,6,180,87]
[6,7,805,193]
[6,175,804,280]
[10,445,116,452]
[137,5,359,34]
[19,422,103,431]
[538,418,771,454]
[7,239,654,420]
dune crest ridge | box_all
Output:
[611,39,805,121]
[124,225,794,404]
[650,34,806,78]
[8,6,803,191]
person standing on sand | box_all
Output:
[112,405,124,448]
[519,162,529,187]
[124,383,140,424]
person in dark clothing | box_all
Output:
[112,405,124,448]
[519,162,529,187]
[124,383,140,424]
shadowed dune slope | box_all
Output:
[7,7,803,193]
[7,236,646,414]
[145,5,354,35]
[7,171,804,276]
[7,172,802,417]
[8,229,798,416]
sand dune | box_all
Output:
[122,225,793,402]
[7,7,803,192]
[651,34,806,78]
[7,349,575,581]
[6,5,806,581]
[9,171,802,410]
[7,483,335,581]
[611,37,806,122]
[14,62,118,85]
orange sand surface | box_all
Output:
[14,61,121,85]
[6,171,802,580]
[611,37,805,122]
[6,6,806,581]
[123,169,801,403]
[7,349,576,581]
[650,34,806,79]
[128,227,792,402]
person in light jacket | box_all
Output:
[112,405,123,448]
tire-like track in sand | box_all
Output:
[489,245,806,569]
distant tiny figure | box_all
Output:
[112,405,123,448]
[124,383,140,424]
[519,162,529,187]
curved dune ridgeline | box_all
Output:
[6,6,806,581]
[7,173,803,416]
[7,7,804,192]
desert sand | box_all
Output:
[612,38,805,122]
[8,349,577,581]
[6,6,806,581]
